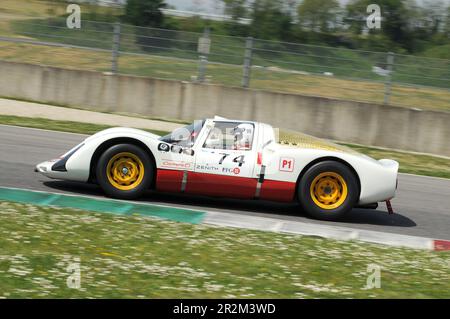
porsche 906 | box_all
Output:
[35,116,399,220]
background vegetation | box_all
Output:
[135,0,450,57]
[25,0,450,58]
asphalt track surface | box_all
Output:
[1,125,449,240]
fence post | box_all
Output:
[197,27,210,83]
[383,51,394,104]
[242,36,253,88]
[111,22,121,74]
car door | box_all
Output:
[155,121,203,193]
[185,120,259,199]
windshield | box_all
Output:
[159,119,205,147]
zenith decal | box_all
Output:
[196,164,220,172]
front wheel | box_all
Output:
[96,144,154,200]
[298,161,359,220]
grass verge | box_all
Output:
[0,114,169,136]
[0,201,449,298]
[1,114,449,179]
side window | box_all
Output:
[203,122,254,151]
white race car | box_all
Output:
[35,117,399,220]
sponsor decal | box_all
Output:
[158,143,170,152]
[222,167,241,175]
[161,161,191,169]
[196,164,219,172]
[279,157,294,172]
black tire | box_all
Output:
[298,161,359,221]
[96,144,154,200]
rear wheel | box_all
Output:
[96,144,153,199]
[298,161,358,220]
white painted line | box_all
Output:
[203,211,280,231]
[356,230,434,250]
[279,220,357,240]
[202,210,438,250]
[271,221,284,232]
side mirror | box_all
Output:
[171,145,183,154]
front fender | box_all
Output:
[64,128,160,182]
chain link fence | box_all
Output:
[1,17,449,110]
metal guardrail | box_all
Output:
[1,18,449,109]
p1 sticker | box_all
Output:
[279,157,294,172]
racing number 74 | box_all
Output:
[219,154,245,167]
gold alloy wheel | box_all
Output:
[309,171,348,210]
[106,152,145,191]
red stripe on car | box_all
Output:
[156,169,296,202]
[185,172,257,199]
[156,169,184,192]
[259,180,296,202]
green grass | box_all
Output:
[1,114,449,179]
[423,44,450,60]
[0,201,448,298]
[0,114,169,136]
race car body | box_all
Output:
[35,117,399,220]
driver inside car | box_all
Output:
[232,123,253,150]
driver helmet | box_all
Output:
[232,123,253,150]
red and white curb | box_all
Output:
[434,240,450,251]
[202,211,450,251]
